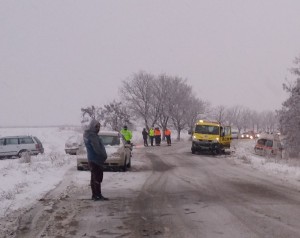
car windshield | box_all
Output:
[99,135,120,146]
[195,125,219,135]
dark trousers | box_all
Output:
[88,161,104,197]
[166,135,171,145]
[155,135,161,145]
[150,136,154,146]
[143,137,148,146]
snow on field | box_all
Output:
[0,127,299,219]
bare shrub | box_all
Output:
[18,151,31,163]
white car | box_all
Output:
[65,134,83,155]
[77,131,132,171]
[231,131,239,139]
[0,135,44,158]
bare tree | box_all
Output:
[211,105,227,124]
[185,97,208,138]
[80,105,98,123]
[98,101,131,131]
[154,74,174,139]
[120,71,157,130]
[169,77,192,140]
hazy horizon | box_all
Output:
[1,1,300,126]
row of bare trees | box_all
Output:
[120,71,208,140]
[210,105,278,133]
[81,71,279,140]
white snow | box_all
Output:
[0,127,299,219]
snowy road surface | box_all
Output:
[2,140,300,238]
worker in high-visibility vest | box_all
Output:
[164,128,171,146]
[149,127,155,146]
[154,127,161,146]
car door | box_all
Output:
[3,137,19,156]
[0,138,6,156]
[220,126,231,148]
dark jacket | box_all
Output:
[83,119,107,166]
[142,129,148,139]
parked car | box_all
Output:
[231,131,239,139]
[0,135,44,158]
[254,133,283,158]
[65,135,83,155]
[76,131,132,171]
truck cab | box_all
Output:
[191,120,231,154]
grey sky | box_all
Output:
[1,1,300,126]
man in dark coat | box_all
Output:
[142,128,148,146]
[83,119,108,201]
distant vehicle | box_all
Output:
[241,131,259,139]
[231,131,239,139]
[76,131,132,171]
[0,135,44,158]
[65,135,83,155]
[254,133,283,158]
[191,120,232,154]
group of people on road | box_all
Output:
[142,127,171,147]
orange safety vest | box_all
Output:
[154,129,161,136]
[165,129,171,136]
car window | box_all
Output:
[19,137,34,144]
[265,140,273,147]
[99,135,120,146]
[0,139,4,145]
[257,139,266,145]
[6,138,19,145]
[33,136,42,144]
[195,125,219,135]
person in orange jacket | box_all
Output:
[164,128,171,146]
[154,127,161,146]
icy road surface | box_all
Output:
[3,140,300,238]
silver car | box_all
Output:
[77,131,132,171]
[65,135,83,155]
[0,135,44,158]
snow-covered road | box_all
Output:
[1,127,300,238]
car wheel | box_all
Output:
[18,150,28,158]
[191,148,196,154]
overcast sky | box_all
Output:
[1,1,300,126]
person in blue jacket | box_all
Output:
[83,119,108,201]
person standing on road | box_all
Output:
[149,127,155,146]
[120,125,132,145]
[165,128,171,146]
[154,127,161,146]
[83,119,109,201]
[142,128,148,146]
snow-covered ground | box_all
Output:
[0,127,299,220]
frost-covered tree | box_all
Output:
[80,105,98,122]
[98,101,132,131]
[278,63,300,158]
[120,71,157,130]
[169,77,192,140]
